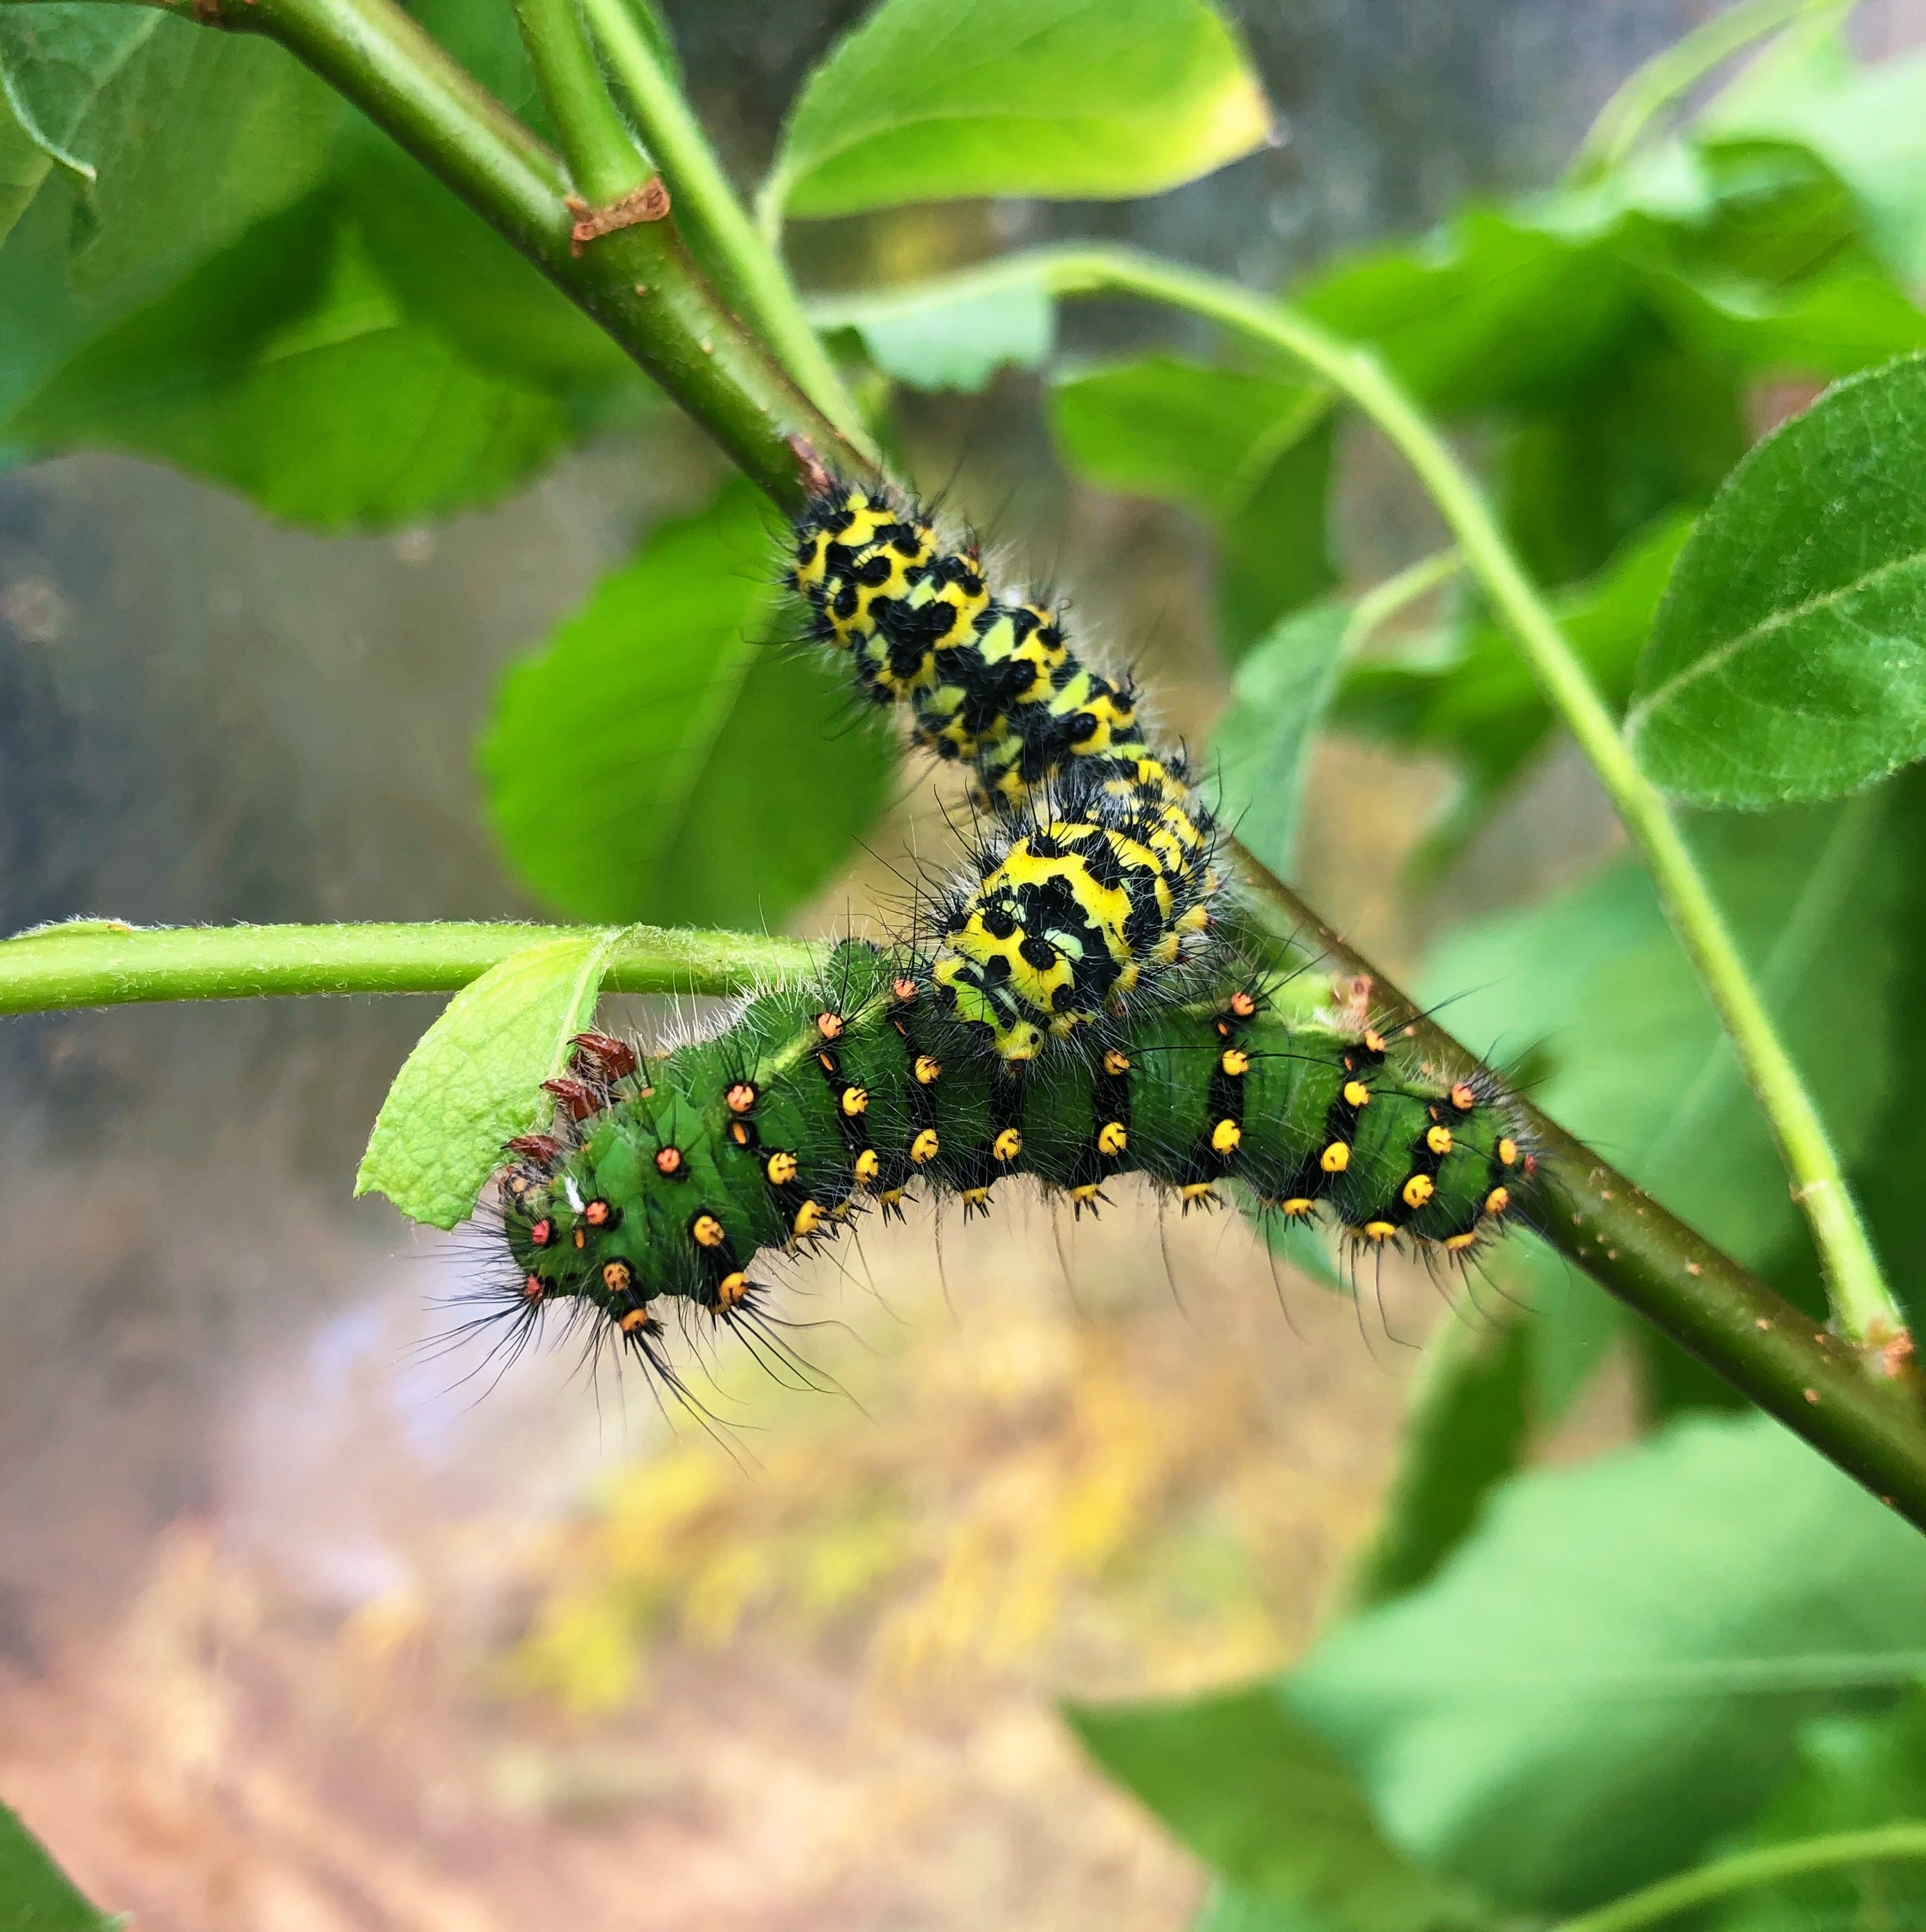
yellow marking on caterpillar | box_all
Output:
[1343,1080,1371,1107]
[766,1150,799,1186]
[1402,1173,1435,1209]
[853,1147,880,1184]
[1427,1125,1453,1156]
[1321,1142,1350,1173]
[910,1128,940,1164]
[1498,1137,1519,1165]
[792,1200,826,1237]
[1098,1121,1127,1156]
[1485,1186,1511,1216]
[715,1271,749,1310]
[1281,1197,1314,1217]
[1361,1220,1398,1243]
[1220,1048,1249,1076]
[992,1127,1023,1162]
[1211,1118,1241,1155]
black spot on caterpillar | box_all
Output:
[474,470,1533,1397]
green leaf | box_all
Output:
[1628,355,1926,808]
[1209,600,1350,879]
[342,143,641,395]
[1335,513,1692,852]
[0,6,154,200]
[1051,355,1323,522]
[1339,1309,1533,1616]
[1,1801,113,1929]
[810,274,1054,392]
[6,200,577,530]
[355,929,621,1231]
[1711,1688,1926,1932]
[1851,767,1926,1331]
[481,479,893,928]
[1423,789,1906,1282]
[1290,1412,1926,1915]
[1496,333,1742,589]
[767,0,1274,220]
[1069,1685,1487,1931]
[1049,355,1335,654]
[0,83,51,244]
[1218,415,1337,659]
[28,12,337,299]
[1297,207,1638,416]
[1706,44,1926,286]
[1643,259,1926,381]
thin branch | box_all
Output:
[1344,547,1462,652]
[1555,1822,1926,1932]
[822,243,1902,1349]
[512,0,645,206]
[0,919,814,1009]
[577,0,872,449]
[53,0,868,506]
[1566,0,1855,184]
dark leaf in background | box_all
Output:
[1290,1413,1926,1915]
[0,1802,111,1929]
[1070,1684,1487,1932]
[5,200,577,531]
[1296,206,1640,418]
[344,146,644,397]
[1705,33,1926,288]
[765,0,1274,219]
[1049,356,1334,659]
[481,480,893,929]
[1497,332,1742,588]
[1710,1688,1926,1932]
[1628,354,1926,808]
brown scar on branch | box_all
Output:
[788,436,833,497]
[566,177,670,256]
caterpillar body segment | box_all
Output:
[498,944,1531,1341]
[927,771,1224,1062]
[790,482,1160,810]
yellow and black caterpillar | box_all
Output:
[484,472,1532,1380]
[790,476,1222,1063]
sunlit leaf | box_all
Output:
[767,0,1274,219]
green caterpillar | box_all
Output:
[494,941,1528,1368]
